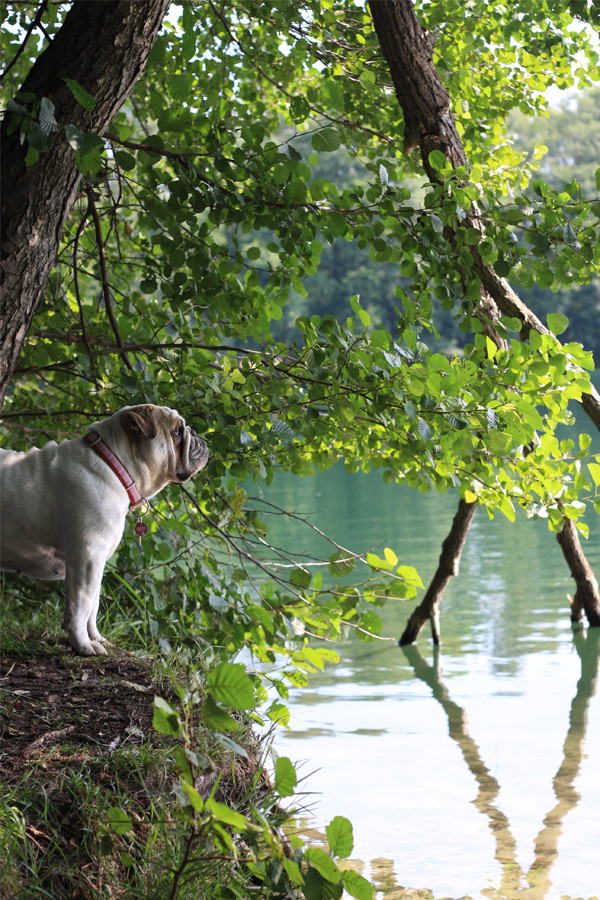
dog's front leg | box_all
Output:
[63,553,108,656]
[86,587,111,649]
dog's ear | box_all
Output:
[121,406,158,441]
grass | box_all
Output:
[0,584,304,900]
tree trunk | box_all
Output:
[370,0,600,635]
[557,518,600,627]
[399,499,477,645]
[367,0,465,169]
[0,0,170,409]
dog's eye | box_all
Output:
[172,425,183,438]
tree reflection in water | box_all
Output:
[382,628,600,900]
[288,630,599,899]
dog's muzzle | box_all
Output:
[176,430,209,482]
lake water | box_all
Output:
[260,464,600,900]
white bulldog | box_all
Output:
[0,404,209,656]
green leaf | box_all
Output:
[168,73,192,101]
[207,662,255,710]
[350,294,371,327]
[312,128,342,153]
[282,858,304,886]
[449,414,468,430]
[290,95,310,124]
[64,125,105,174]
[271,418,296,443]
[274,756,298,797]
[65,123,85,152]
[107,807,132,835]
[214,733,249,758]
[366,551,393,571]
[358,609,382,637]
[547,312,569,336]
[304,847,341,883]
[205,798,248,831]
[323,79,345,112]
[418,418,432,441]
[99,835,113,856]
[428,149,447,170]
[303,866,343,900]
[498,495,515,523]
[328,551,355,577]
[290,566,311,588]
[115,149,136,171]
[202,697,240,731]
[587,462,600,487]
[63,77,96,112]
[324,210,347,238]
[404,400,417,419]
[26,124,52,151]
[6,99,28,114]
[342,870,374,900]
[181,781,204,813]
[39,97,58,135]
[153,696,180,736]
[326,816,353,858]
[267,700,290,726]
[384,546,398,567]
[486,408,498,429]
[396,564,424,587]
[596,167,600,193]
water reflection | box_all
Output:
[289,631,599,899]
[402,629,599,898]
[412,632,597,899]
[527,628,600,899]
[401,644,519,894]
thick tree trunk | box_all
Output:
[399,499,477,645]
[0,0,170,409]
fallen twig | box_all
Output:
[22,724,76,758]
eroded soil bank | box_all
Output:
[0,647,271,900]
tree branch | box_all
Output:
[85,190,134,372]
[0,0,49,84]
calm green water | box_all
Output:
[261,465,600,900]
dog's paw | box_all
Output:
[89,635,114,649]
[74,639,109,656]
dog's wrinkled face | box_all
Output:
[120,405,209,496]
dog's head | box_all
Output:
[118,404,209,494]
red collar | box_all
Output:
[83,430,144,510]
